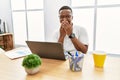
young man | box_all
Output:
[53,6,89,54]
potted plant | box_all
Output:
[22,54,42,74]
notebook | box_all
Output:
[26,41,67,60]
[4,47,32,59]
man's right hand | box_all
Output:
[60,24,66,38]
[58,24,66,44]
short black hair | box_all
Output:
[59,6,72,13]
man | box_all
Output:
[53,6,89,54]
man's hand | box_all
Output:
[58,20,73,44]
[58,23,66,43]
[62,20,73,36]
[60,24,66,38]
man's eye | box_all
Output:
[60,15,71,19]
[66,16,71,18]
[60,16,64,18]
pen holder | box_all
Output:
[69,53,84,72]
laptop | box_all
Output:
[26,41,67,60]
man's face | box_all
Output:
[59,9,73,24]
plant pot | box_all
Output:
[25,66,40,75]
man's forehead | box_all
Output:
[59,9,72,15]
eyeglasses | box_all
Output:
[59,15,72,19]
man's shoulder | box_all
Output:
[53,29,59,35]
[54,29,59,33]
[74,25,86,30]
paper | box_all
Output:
[4,47,32,59]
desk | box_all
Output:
[0,53,120,80]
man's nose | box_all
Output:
[63,17,67,21]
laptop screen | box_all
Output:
[26,41,66,60]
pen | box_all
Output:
[75,51,79,56]
[68,51,73,57]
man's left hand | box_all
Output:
[62,20,73,36]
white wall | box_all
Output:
[0,0,70,41]
[0,0,13,32]
[0,0,70,40]
[44,0,70,41]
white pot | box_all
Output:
[25,66,40,75]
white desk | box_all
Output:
[0,53,120,80]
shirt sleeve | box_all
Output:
[79,27,89,45]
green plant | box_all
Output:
[22,54,42,69]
